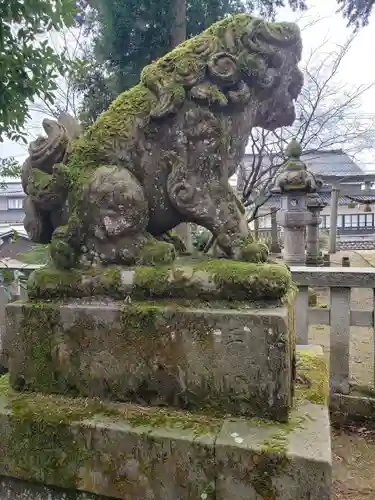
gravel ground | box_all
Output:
[333,426,375,499]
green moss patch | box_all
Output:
[0,374,221,490]
[0,375,222,435]
[193,259,291,301]
[295,349,329,405]
[27,267,82,299]
[27,258,292,303]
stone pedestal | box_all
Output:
[0,257,332,500]
[277,210,312,265]
[306,221,320,265]
[6,299,295,422]
[0,345,331,500]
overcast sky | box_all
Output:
[1,0,374,167]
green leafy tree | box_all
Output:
[0,157,22,190]
[0,157,22,180]
[0,0,77,141]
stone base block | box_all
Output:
[330,391,375,426]
[0,476,107,499]
[5,299,295,421]
[0,374,331,500]
[215,402,331,499]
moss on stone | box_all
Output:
[250,452,288,499]
[11,303,60,393]
[190,82,228,105]
[120,303,165,339]
[50,227,79,270]
[0,376,104,488]
[30,168,52,191]
[135,239,176,266]
[133,265,170,297]
[27,267,81,299]
[27,258,292,303]
[295,350,329,405]
[0,374,221,490]
[194,259,291,301]
[240,241,269,263]
[243,415,305,498]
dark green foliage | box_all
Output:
[337,0,375,27]
[0,0,77,141]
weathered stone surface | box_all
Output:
[5,298,295,421]
[330,392,375,426]
[0,476,109,499]
[0,378,218,500]
[215,402,331,500]
[215,345,331,500]
[0,346,331,500]
[26,258,292,302]
[290,265,375,288]
[295,344,329,406]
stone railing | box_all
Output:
[291,266,375,395]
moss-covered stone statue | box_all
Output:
[22,14,303,270]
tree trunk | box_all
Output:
[170,0,192,251]
[170,0,186,47]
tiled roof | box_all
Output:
[302,151,363,177]
[242,150,364,180]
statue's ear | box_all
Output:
[58,112,82,141]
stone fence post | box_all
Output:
[306,193,326,266]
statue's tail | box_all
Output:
[22,114,81,243]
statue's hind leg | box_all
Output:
[50,165,175,269]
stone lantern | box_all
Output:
[306,190,326,266]
[272,139,319,266]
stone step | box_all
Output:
[0,345,331,500]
